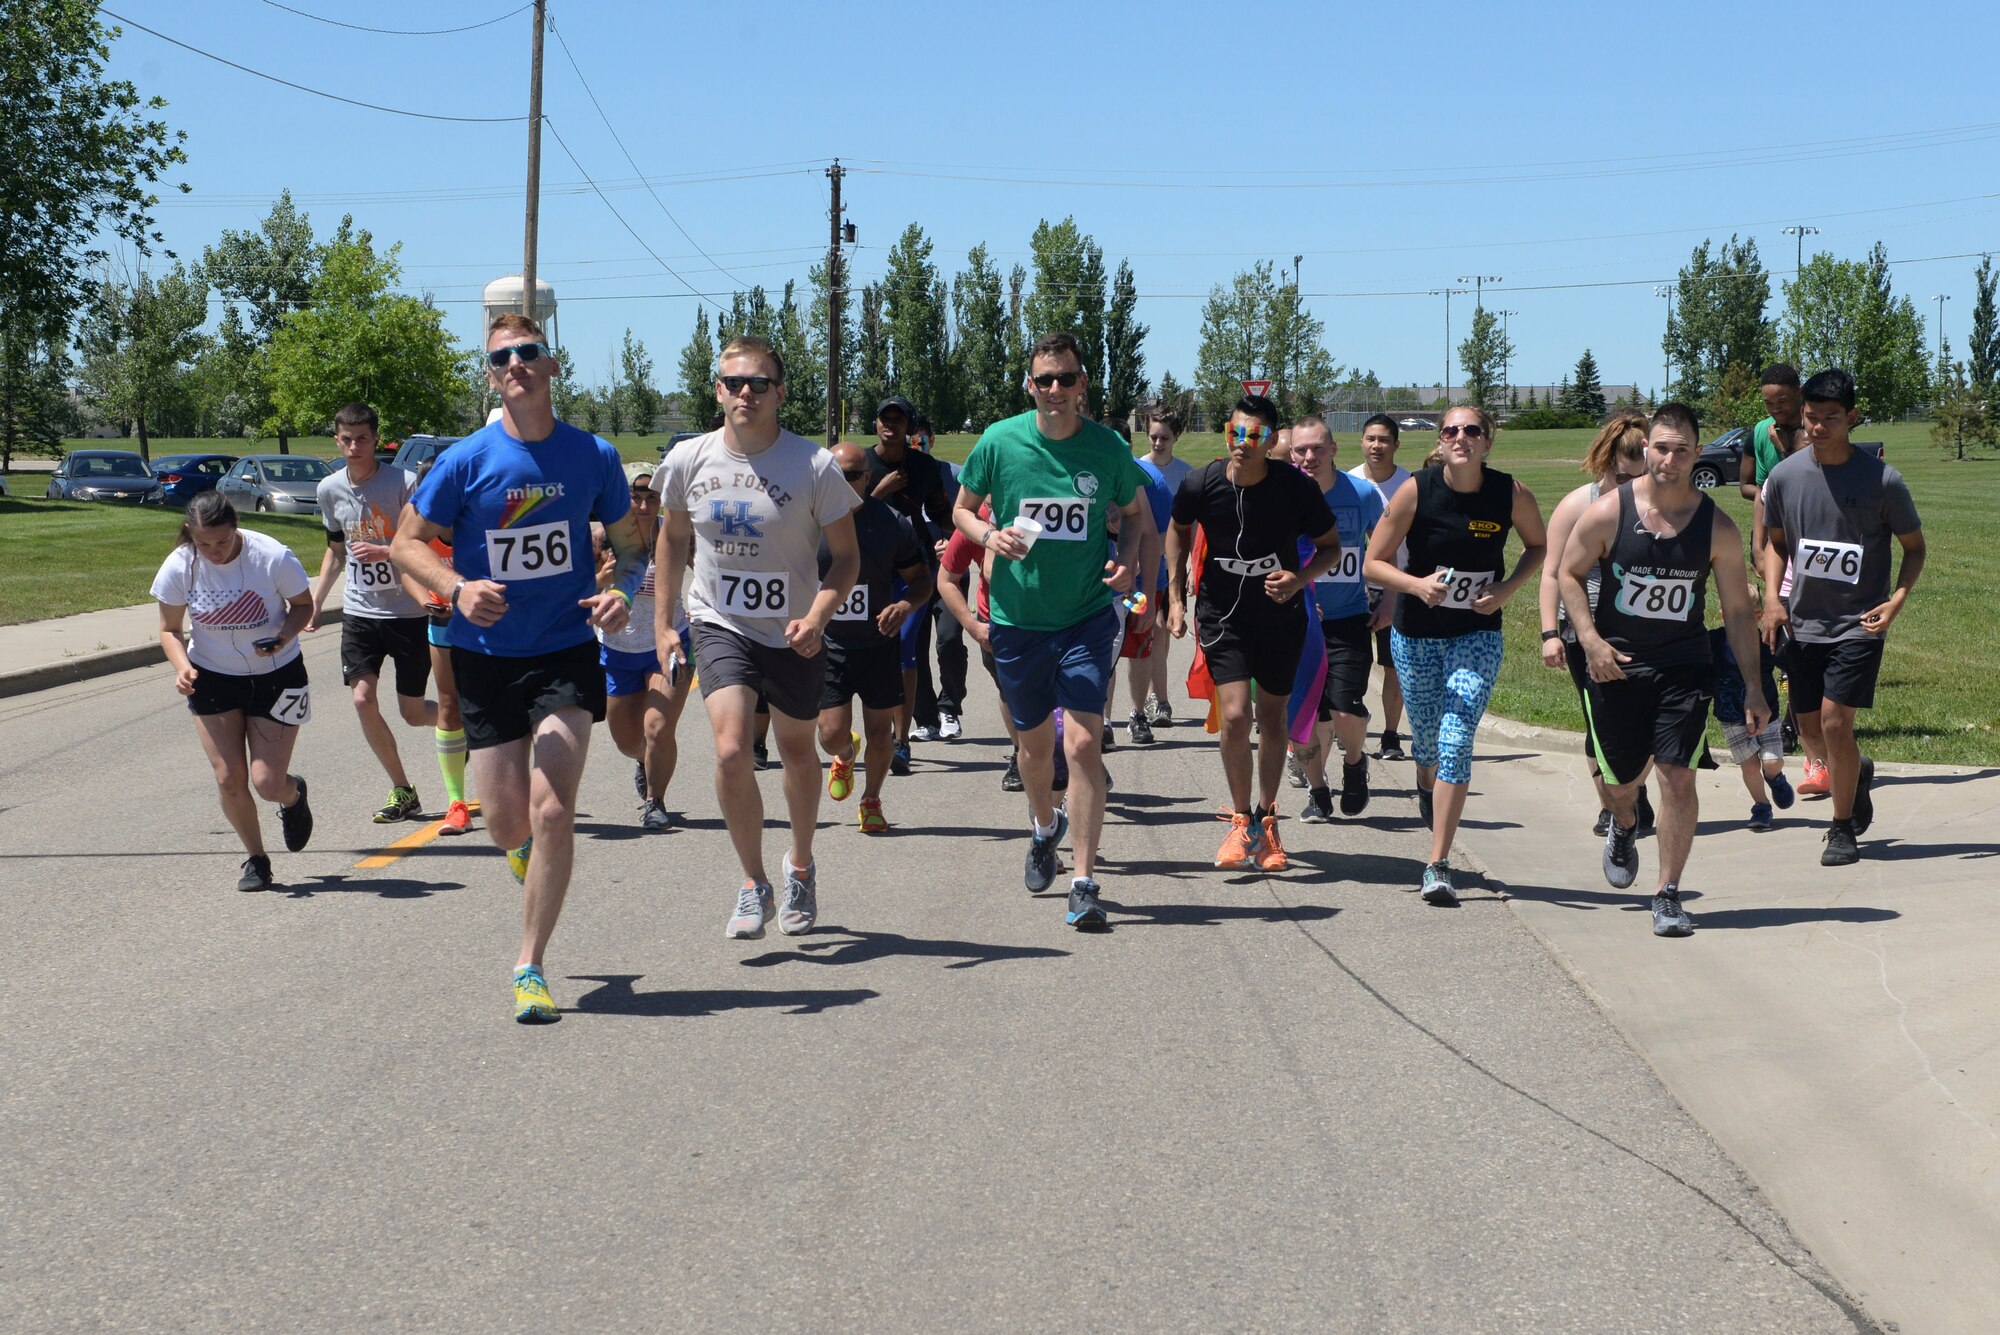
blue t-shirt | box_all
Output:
[413,419,632,657]
[1134,457,1175,590]
[1306,471,1384,622]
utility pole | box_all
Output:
[825,160,846,444]
[1782,224,1821,277]
[1654,284,1674,394]
[1496,310,1518,402]
[1429,287,1467,405]
[521,0,546,322]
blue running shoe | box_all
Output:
[1768,770,1795,810]
[1065,877,1107,929]
[1025,807,1069,893]
[1748,802,1774,831]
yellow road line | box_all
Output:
[354,801,482,870]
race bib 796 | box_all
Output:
[1017,497,1090,541]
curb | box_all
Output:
[0,607,347,700]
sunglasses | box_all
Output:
[1228,424,1273,446]
[1439,423,1488,440]
[719,374,776,395]
[841,467,870,480]
[487,341,551,369]
[1031,371,1081,389]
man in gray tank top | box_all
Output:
[1559,403,1768,938]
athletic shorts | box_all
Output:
[692,620,826,721]
[601,644,662,698]
[1584,660,1715,785]
[341,615,432,696]
[1784,637,1885,712]
[1118,607,1156,660]
[426,617,452,650]
[1561,635,1603,778]
[988,604,1120,730]
[894,575,926,670]
[1368,588,1395,671]
[821,637,904,712]
[1316,614,1373,721]
[451,640,606,751]
[187,655,311,727]
[1200,611,1307,695]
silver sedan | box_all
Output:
[215,454,332,515]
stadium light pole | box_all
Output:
[1654,285,1674,395]
[1429,287,1467,405]
[1782,224,1821,276]
[1457,274,1502,311]
[1496,309,1518,400]
[1933,293,1951,369]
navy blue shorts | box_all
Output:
[988,605,1120,731]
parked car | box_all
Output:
[0,475,11,498]
[148,453,238,507]
[1690,428,1885,491]
[45,450,164,504]
[390,434,462,470]
[1396,417,1439,432]
[215,454,332,515]
[654,430,704,457]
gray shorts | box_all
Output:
[691,620,827,721]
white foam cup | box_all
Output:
[1012,515,1044,550]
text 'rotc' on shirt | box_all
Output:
[1171,458,1336,625]
[820,496,925,648]
[411,419,632,658]
[318,462,423,619]
[1591,484,1715,669]
[1761,446,1922,644]
[1394,464,1517,639]
[657,427,861,650]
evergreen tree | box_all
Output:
[773,280,822,438]
[675,308,715,430]
[1103,259,1149,428]
[853,283,890,427]
[881,224,951,420]
[1968,254,1999,399]
[1001,265,1029,417]
[1023,218,1108,414]
[617,328,658,434]
[1565,348,1606,419]
[952,245,1008,430]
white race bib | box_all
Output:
[1615,571,1697,622]
[832,585,871,621]
[1215,553,1282,579]
[270,686,311,726]
[485,521,574,582]
[714,568,791,618]
[1796,537,1863,586]
[1018,497,1091,541]
[1441,570,1496,609]
[348,556,396,591]
[1314,548,1364,586]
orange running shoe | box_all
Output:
[1215,811,1258,868]
[1798,757,1830,798]
[1255,808,1288,872]
[439,799,473,836]
[858,798,889,834]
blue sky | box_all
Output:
[105,0,2000,403]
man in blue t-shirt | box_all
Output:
[1287,419,1385,822]
[392,312,648,1026]
[1113,448,1176,744]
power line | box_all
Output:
[543,9,755,289]
[540,117,721,311]
[254,0,532,36]
[98,7,526,123]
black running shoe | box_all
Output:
[1635,787,1656,834]
[1128,709,1154,746]
[1101,725,1114,753]
[237,854,273,893]
[1651,888,1695,938]
[1822,818,1860,866]
[1065,877,1107,930]
[1602,818,1639,889]
[891,741,912,777]
[1001,752,1024,792]
[1377,729,1407,761]
[279,776,313,853]
[372,784,420,824]
[1300,786,1334,823]
[1852,755,1875,836]
[1592,807,1611,837]
[752,741,770,771]
[1339,756,1370,816]
[1025,808,1069,893]
[1417,784,1434,828]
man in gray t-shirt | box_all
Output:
[1759,368,1925,866]
[307,404,440,824]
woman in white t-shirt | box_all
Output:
[152,492,318,892]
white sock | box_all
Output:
[1032,816,1057,839]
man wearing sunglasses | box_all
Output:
[953,332,1149,931]
[392,313,651,1024]
[654,335,861,940]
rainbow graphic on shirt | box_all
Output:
[499,481,565,528]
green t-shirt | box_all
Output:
[959,411,1143,630]
[1752,416,1796,484]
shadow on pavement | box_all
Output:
[564,975,880,1017]
[1859,838,2000,862]
[1867,767,2000,788]
[737,928,1068,971]
[1489,880,1703,910]
[285,873,467,899]
[1109,900,1340,929]
[1283,848,1432,889]
[1694,905,1901,929]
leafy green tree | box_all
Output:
[675,308,715,429]
[1024,218,1107,414]
[1562,348,1606,420]
[1103,259,1149,428]
[203,193,337,452]
[852,282,889,429]
[951,244,1009,431]
[76,263,209,458]
[1457,306,1512,412]
[1265,283,1342,424]
[880,224,952,421]
[1967,255,1998,401]
[774,280,823,438]
[1001,265,1029,418]
[1194,262,1276,427]
[806,259,849,437]
[1663,235,1771,402]
[1706,361,1765,434]
[1781,244,1929,420]
[262,232,460,440]
[188,305,262,439]
[617,328,658,434]
[0,320,83,467]
[1930,356,1996,459]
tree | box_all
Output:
[262,231,461,440]
[1103,259,1149,428]
[952,244,1009,431]
[806,258,850,437]
[616,328,658,434]
[1024,217,1108,414]
[1662,236,1771,403]
[1001,265,1029,418]
[852,282,889,428]
[188,305,262,439]
[0,320,83,470]
[76,262,209,459]
[1265,283,1343,424]
[1193,262,1276,427]
[1457,306,1512,412]
[773,280,823,438]
[1562,348,1606,420]
[1781,244,1929,420]
[1931,356,1996,459]
[879,224,951,421]
[1152,370,1194,428]
[1968,255,1998,400]
[675,308,715,429]
[203,193,337,453]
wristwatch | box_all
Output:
[1540,629,1561,642]
[450,579,466,610]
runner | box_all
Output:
[937,497,1025,789]
[1285,418,1386,822]
[1135,404,1194,728]
[152,491,316,892]
[817,441,932,833]
[1743,363,1827,792]
[1558,403,1769,936]
[654,334,861,938]
[953,331,1149,930]
[1364,405,1547,905]
[909,412,969,741]
[390,312,647,1024]
[1710,626,1793,830]
[1759,368,1925,866]
[1112,411,1180,745]
[306,403,437,823]
[1165,397,1340,868]
[409,469,474,837]
[1537,410,1656,836]
[1347,414,1412,760]
[594,462,694,831]
[866,396,951,767]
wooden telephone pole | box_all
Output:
[522,1,546,322]
[825,160,846,444]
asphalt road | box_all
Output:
[1,632,1871,1333]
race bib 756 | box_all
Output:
[485,521,574,581]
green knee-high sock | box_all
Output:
[435,727,467,803]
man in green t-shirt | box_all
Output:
[954,332,1149,930]
[1740,362,1803,504]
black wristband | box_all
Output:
[1541,628,1562,642]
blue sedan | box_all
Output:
[149,453,238,507]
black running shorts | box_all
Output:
[340,614,433,696]
[451,640,606,750]
[692,620,827,722]
[1316,613,1374,721]
[1783,637,1885,712]
[1583,660,1715,785]
[187,655,311,727]
[820,637,904,713]
[1199,612,1307,694]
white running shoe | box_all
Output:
[726,881,775,939]
[938,711,963,740]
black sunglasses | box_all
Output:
[487,341,551,369]
[719,374,776,395]
[1031,371,1081,389]
[1439,423,1487,440]
[841,467,870,480]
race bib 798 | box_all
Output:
[714,568,791,618]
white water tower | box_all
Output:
[482,274,559,348]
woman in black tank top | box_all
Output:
[1363,405,1548,905]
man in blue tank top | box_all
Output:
[1559,403,1768,938]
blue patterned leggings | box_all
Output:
[1389,629,1504,786]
